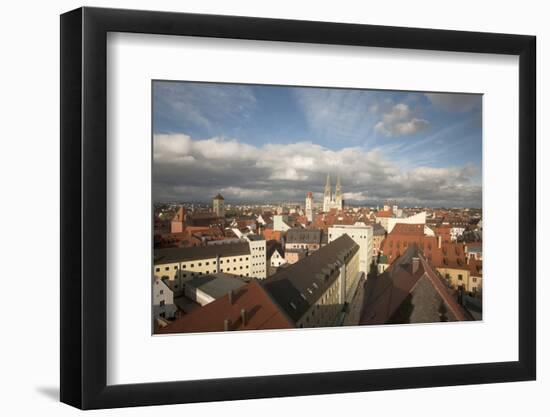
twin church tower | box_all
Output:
[323,173,343,212]
[304,174,343,222]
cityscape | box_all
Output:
[152,81,482,334]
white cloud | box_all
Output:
[153,133,481,207]
[374,103,430,137]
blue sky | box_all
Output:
[153,81,482,207]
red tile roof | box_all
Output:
[156,281,294,334]
[375,210,393,218]
[263,228,283,242]
[380,226,469,271]
[361,245,469,324]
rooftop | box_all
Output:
[156,281,294,334]
[285,228,323,244]
[264,234,359,322]
[361,245,469,325]
[154,242,250,264]
[185,274,247,300]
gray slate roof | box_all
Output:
[285,228,323,244]
[263,234,358,322]
[154,242,250,265]
[185,273,246,299]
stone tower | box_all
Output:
[323,174,332,212]
[305,192,313,222]
[213,194,225,218]
[335,175,343,210]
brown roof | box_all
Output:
[468,257,483,277]
[380,226,469,271]
[361,245,469,324]
[376,210,393,218]
[390,223,424,235]
[156,281,294,334]
[262,228,282,242]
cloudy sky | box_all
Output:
[153,81,482,208]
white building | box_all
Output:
[246,235,267,279]
[184,274,246,306]
[382,211,427,233]
[269,246,286,267]
[328,222,373,274]
[323,174,343,212]
[273,214,292,232]
[154,240,267,284]
[152,276,177,321]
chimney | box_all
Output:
[228,290,234,305]
[438,235,442,249]
[223,318,232,331]
[241,308,247,326]
[412,257,420,274]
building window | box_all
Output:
[458,274,463,281]
[198,263,202,266]
[164,267,169,271]
[155,268,160,272]
[182,265,186,269]
[206,262,209,265]
[174,266,178,270]
[159,290,164,295]
[160,300,165,306]
[190,264,194,267]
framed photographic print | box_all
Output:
[60,6,536,409]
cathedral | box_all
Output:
[323,174,343,212]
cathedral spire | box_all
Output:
[335,175,343,210]
[323,173,332,213]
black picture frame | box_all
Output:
[60,6,536,410]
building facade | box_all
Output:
[247,235,267,279]
[328,222,373,274]
[152,276,178,321]
[154,241,268,286]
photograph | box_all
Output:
[152,81,483,334]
